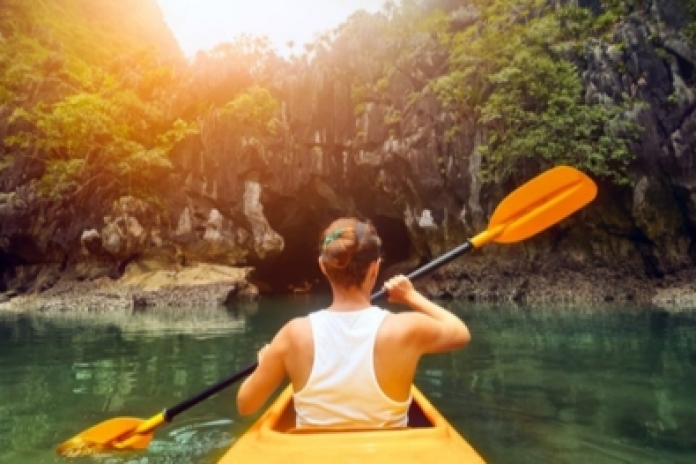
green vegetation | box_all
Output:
[7,90,197,199]
[0,1,282,203]
[686,0,696,46]
[332,0,643,185]
[0,0,192,202]
[0,0,669,207]
[219,86,280,136]
[0,0,180,103]
[434,0,640,184]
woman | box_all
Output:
[237,217,471,428]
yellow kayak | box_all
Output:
[218,385,486,463]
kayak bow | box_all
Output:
[218,385,486,463]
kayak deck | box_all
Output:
[218,385,485,463]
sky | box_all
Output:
[156,0,387,58]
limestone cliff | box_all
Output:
[1,0,695,307]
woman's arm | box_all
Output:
[236,326,289,416]
[383,274,471,353]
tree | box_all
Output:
[219,86,281,137]
[6,90,197,200]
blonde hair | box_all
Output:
[320,217,382,288]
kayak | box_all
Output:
[218,385,486,463]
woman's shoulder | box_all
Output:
[280,316,312,339]
[378,310,418,337]
[277,316,313,354]
[381,310,437,337]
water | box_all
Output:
[1,296,695,463]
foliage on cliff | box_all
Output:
[0,2,286,205]
[326,0,644,184]
[0,0,195,203]
[687,0,696,45]
[0,0,180,103]
[1,0,689,204]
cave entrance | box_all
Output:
[249,220,327,295]
[371,215,412,271]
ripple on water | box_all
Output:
[90,419,236,464]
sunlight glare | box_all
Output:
[157,0,386,57]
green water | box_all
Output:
[1,296,695,463]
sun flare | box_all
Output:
[157,0,387,57]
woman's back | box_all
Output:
[290,307,411,428]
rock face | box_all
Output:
[581,2,696,278]
[0,0,695,307]
[0,263,257,312]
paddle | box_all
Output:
[56,165,597,457]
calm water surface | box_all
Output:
[1,296,695,463]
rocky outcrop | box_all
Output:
[1,0,695,308]
[0,263,257,312]
[123,263,258,307]
[581,1,696,278]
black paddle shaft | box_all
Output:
[164,362,257,421]
[162,240,474,422]
[370,240,474,301]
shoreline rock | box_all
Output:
[417,259,696,312]
[0,263,258,313]
[1,262,695,313]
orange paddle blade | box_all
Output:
[56,417,154,457]
[470,166,597,247]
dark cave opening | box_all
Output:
[371,215,412,271]
[673,185,696,263]
[0,235,45,293]
[250,203,413,294]
[249,219,327,295]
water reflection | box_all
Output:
[0,298,695,463]
[0,304,259,464]
[417,303,696,464]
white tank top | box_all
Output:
[293,306,412,428]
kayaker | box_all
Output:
[237,217,471,428]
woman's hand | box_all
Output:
[383,274,417,305]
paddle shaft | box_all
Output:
[370,240,473,300]
[163,240,475,422]
[164,363,257,420]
